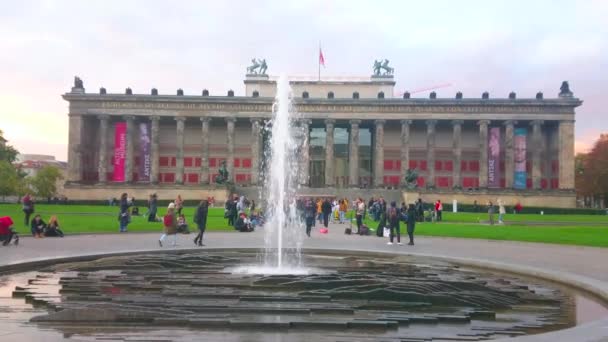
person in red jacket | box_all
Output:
[0,216,19,246]
[434,200,443,222]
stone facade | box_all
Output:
[63,74,582,207]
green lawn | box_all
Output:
[2,204,607,248]
[0,203,233,234]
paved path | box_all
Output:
[1,222,608,341]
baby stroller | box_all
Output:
[0,216,19,246]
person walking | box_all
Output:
[339,199,347,224]
[316,199,323,225]
[193,200,208,246]
[406,203,417,245]
[321,198,332,229]
[386,201,401,245]
[498,199,506,224]
[488,201,495,226]
[22,194,35,226]
[304,199,315,237]
[118,193,131,233]
[148,194,158,222]
[159,203,178,247]
[175,195,184,215]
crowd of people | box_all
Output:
[0,190,524,250]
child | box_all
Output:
[177,214,189,234]
[30,214,46,238]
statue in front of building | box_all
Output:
[404,168,419,189]
[373,59,394,76]
[214,160,230,184]
[73,76,84,89]
[246,58,268,75]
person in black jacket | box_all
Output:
[30,215,46,238]
[321,198,332,229]
[304,199,316,237]
[387,201,401,245]
[193,200,208,246]
[148,194,158,222]
[406,203,417,245]
[118,193,131,233]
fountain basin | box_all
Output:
[2,249,607,341]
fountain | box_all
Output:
[234,74,306,274]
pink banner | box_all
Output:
[488,127,501,188]
[113,122,127,182]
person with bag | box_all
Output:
[159,203,178,247]
[22,194,35,226]
[118,193,131,233]
[406,203,417,245]
[321,198,332,229]
[386,201,401,245]
[193,200,208,246]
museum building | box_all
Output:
[62,70,581,207]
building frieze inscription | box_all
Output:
[97,101,573,115]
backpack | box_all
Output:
[163,214,173,227]
[389,207,397,220]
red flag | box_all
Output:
[319,48,325,67]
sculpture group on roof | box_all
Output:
[373,59,394,76]
[247,58,268,75]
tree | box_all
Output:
[0,129,19,163]
[0,161,20,199]
[30,165,63,198]
[576,134,608,207]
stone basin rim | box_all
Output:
[1,246,607,342]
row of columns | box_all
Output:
[304,118,569,190]
[69,114,575,190]
[94,116,262,185]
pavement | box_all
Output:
[2,221,608,341]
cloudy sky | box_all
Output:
[1,0,606,161]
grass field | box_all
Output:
[1,203,607,247]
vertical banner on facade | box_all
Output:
[488,127,501,188]
[112,122,127,182]
[514,128,527,189]
[139,122,151,182]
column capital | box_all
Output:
[477,119,490,126]
[200,117,212,123]
[503,120,517,126]
[250,117,262,124]
[374,119,386,125]
[150,115,161,122]
[400,119,413,125]
[299,119,312,125]
[97,114,110,121]
[451,119,464,125]
[425,119,437,126]
[324,119,335,125]
[349,119,361,126]
[124,115,135,121]
[560,119,576,124]
[225,117,236,123]
[174,116,186,122]
[530,119,544,126]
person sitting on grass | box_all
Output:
[0,216,19,246]
[44,215,64,237]
[30,215,46,238]
[177,214,189,234]
[235,212,253,232]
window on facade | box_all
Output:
[171,157,176,167]
[187,174,199,183]
[242,158,252,168]
[194,158,201,167]
[409,160,417,169]
[445,160,453,171]
[435,161,442,171]
[302,91,309,98]
[209,158,217,167]
[159,157,169,167]
[327,91,334,99]
[184,157,193,167]
[384,160,394,170]
[420,161,428,171]
[234,158,240,168]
